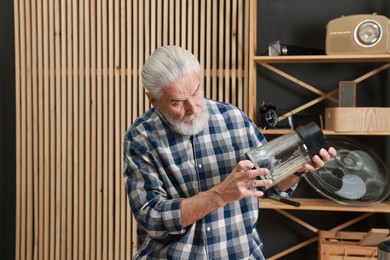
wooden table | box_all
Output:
[259,198,390,260]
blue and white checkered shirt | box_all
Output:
[124,99,272,259]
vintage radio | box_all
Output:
[326,14,390,55]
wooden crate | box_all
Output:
[325,107,390,132]
[318,231,378,260]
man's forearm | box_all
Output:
[276,174,301,192]
[180,188,226,228]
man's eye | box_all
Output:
[171,101,183,107]
[194,88,201,96]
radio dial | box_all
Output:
[356,20,382,47]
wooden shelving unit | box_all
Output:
[248,0,390,259]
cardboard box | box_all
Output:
[325,107,390,132]
[318,230,378,260]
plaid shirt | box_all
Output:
[124,99,270,259]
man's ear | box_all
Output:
[146,92,159,109]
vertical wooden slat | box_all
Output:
[20,0,26,249]
[187,0,193,53]
[54,0,62,258]
[237,0,243,109]
[181,0,186,48]
[14,0,21,258]
[130,1,139,257]
[132,0,138,123]
[30,0,39,259]
[108,0,115,258]
[163,1,168,46]
[72,0,79,258]
[21,0,27,253]
[120,1,127,259]
[139,1,145,112]
[126,1,133,259]
[49,0,56,258]
[141,1,147,111]
[96,0,105,259]
[66,1,74,260]
[231,0,237,106]
[156,1,162,48]
[20,1,26,259]
[212,1,217,99]
[169,0,174,44]
[90,0,97,258]
[25,0,34,259]
[58,2,66,257]
[200,0,208,94]
[225,0,231,103]
[218,0,224,101]
[144,0,150,59]
[193,0,199,58]
[151,0,157,52]
[78,0,86,258]
[114,0,121,259]
[60,0,68,259]
[42,0,50,258]
[96,0,103,259]
[36,0,45,258]
[102,0,109,258]
[175,0,180,46]
[247,0,256,120]
[84,0,91,259]
[127,1,132,127]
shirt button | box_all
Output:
[206,226,211,232]
[198,164,202,168]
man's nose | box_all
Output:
[184,97,198,114]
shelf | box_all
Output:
[260,198,390,213]
[261,128,390,136]
[254,54,390,64]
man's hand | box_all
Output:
[181,160,272,228]
[212,160,273,205]
[277,147,337,191]
[300,147,337,172]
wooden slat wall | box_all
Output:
[14,0,252,259]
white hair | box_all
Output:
[141,46,201,99]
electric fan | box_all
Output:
[304,138,390,206]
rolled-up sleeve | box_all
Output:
[124,139,186,240]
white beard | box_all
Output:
[159,106,210,136]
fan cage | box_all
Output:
[303,138,390,206]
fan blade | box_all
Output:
[335,175,366,200]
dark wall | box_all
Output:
[0,0,15,260]
[256,1,390,259]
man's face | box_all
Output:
[148,69,209,135]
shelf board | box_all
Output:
[253,54,390,64]
[261,128,390,136]
[260,198,390,213]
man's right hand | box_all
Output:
[212,160,273,205]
